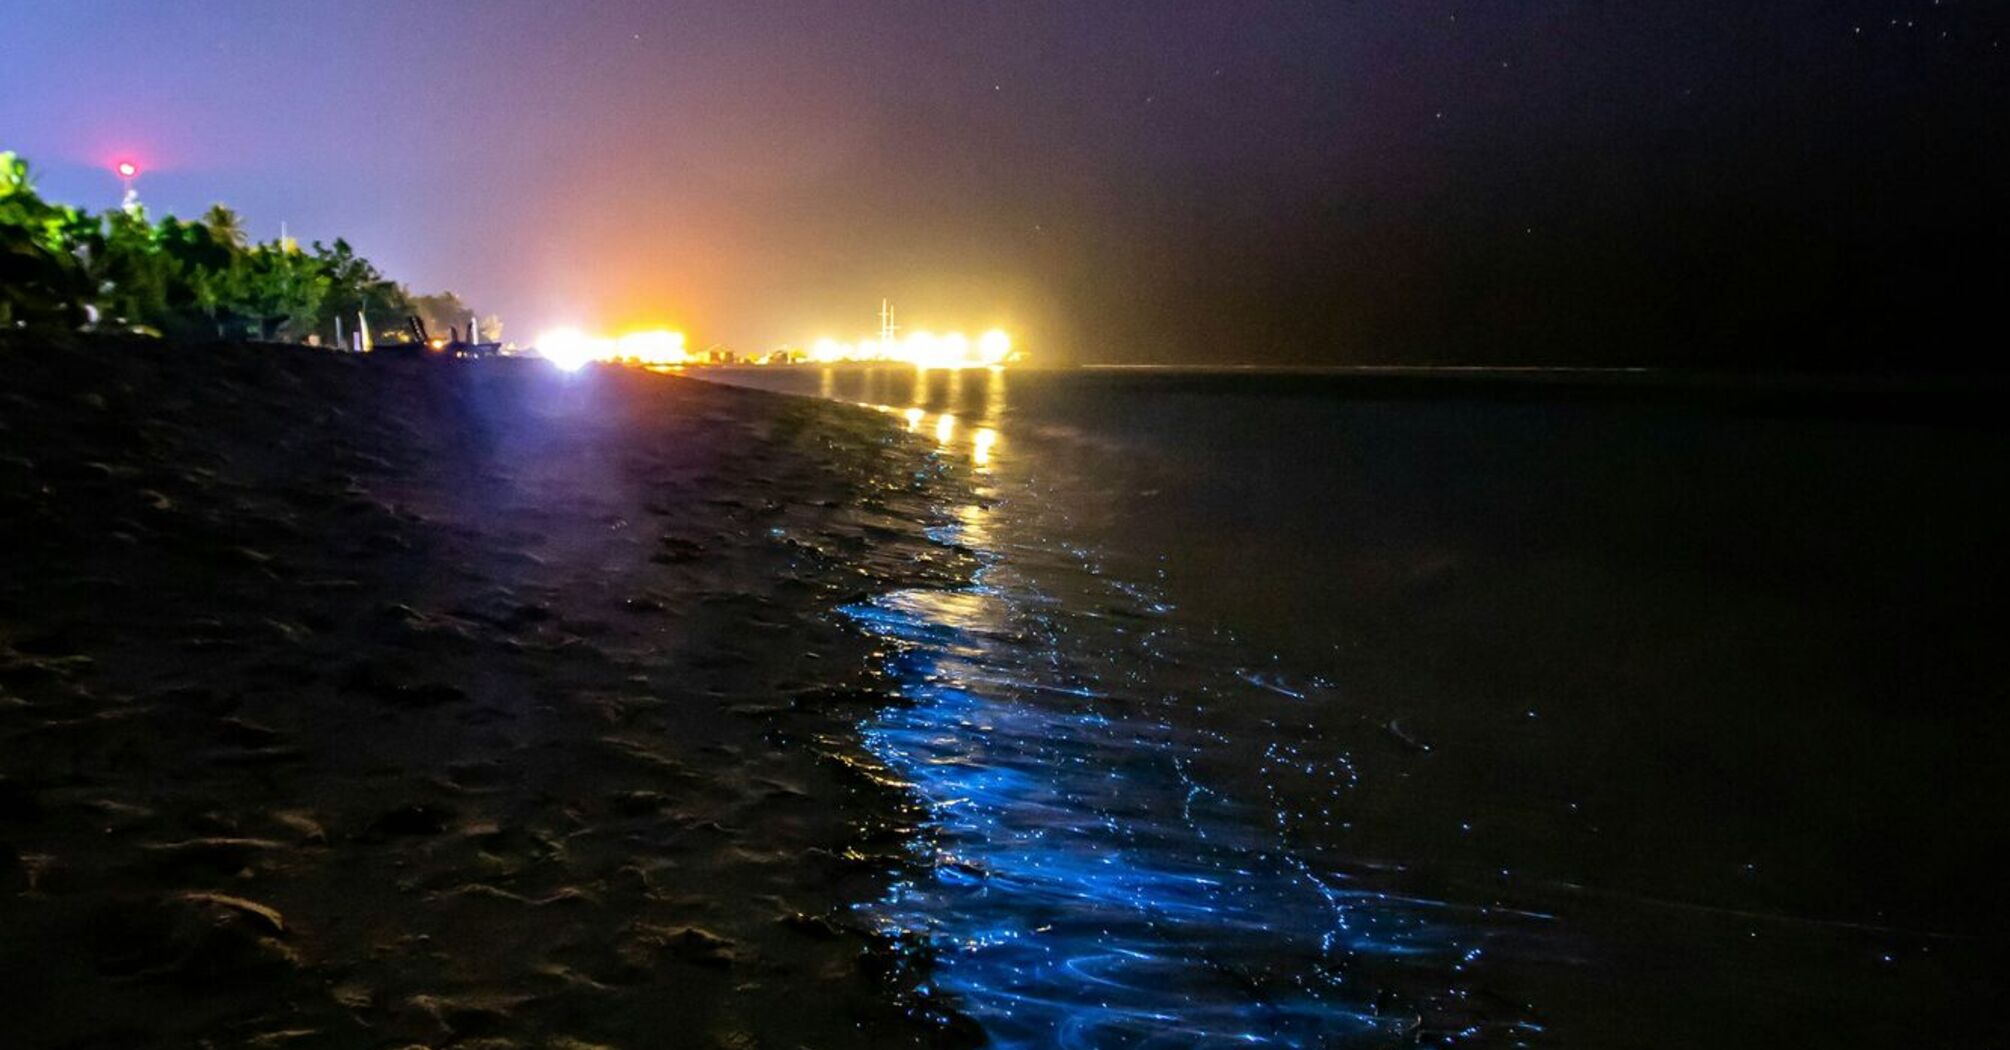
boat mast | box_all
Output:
[880,298,899,350]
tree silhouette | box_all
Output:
[0,152,491,344]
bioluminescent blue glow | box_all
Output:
[842,467,1548,1047]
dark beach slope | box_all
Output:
[0,334,976,1049]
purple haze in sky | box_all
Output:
[4,1,2005,366]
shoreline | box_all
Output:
[0,333,980,1048]
[687,356,2010,1047]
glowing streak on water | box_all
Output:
[843,469,1533,1047]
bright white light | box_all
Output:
[973,426,998,468]
[536,327,597,372]
[935,412,957,444]
[977,329,1011,365]
[537,327,689,370]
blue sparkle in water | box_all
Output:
[838,485,1539,1048]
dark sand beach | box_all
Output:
[7,338,2007,1048]
[0,335,974,1049]
[9,1,2008,1043]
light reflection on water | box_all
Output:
[840,369,1541,1046]
[681,363,2010,1048]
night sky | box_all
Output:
[5,1,2005,367]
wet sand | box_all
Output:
[0,334,977,1048]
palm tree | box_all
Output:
[201,203,247,251]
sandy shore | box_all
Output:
[0,334,980,1048]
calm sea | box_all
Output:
[696,364,2010,1048]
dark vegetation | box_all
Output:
[1,152,492,345]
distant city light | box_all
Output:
[804,327,1015,369]
[533,317,1004,373]
[614,329,689,366]
[534,326,688,371]
[977,329,1011,360]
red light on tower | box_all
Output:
[113,160,142,210]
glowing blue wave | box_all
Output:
[843,497,1540,1047]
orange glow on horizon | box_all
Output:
[534,326,689,370]
[804,327,1015,368]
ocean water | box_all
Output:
[696,365,2010,1048]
